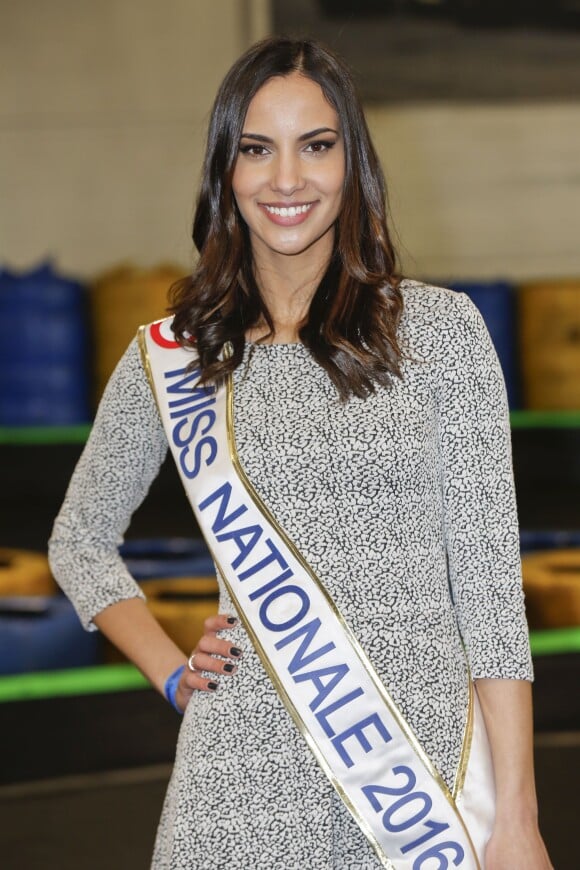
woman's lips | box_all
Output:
[259,201,317,226]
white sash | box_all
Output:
[139,318,495,870]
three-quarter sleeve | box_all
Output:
[48,337,168,631]
[435,291,533,680]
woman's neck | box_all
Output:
[248,247,330,344]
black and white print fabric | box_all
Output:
[49,281,533,869]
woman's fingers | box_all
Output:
[203,613,238,633]
[182,665,219,694]
[189,650,238,675]
[197,632,243,661]
[195,613,243,661]
[179,613,242,699]
[174,665,218,708]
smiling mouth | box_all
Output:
[261,203,315,217]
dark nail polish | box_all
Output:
[208,681,218,691]
[226,617,237,625]
[230,647,242,657]
[223,663,235,673]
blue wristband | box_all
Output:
[164,664,186,714]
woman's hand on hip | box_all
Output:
[174,613,242,712]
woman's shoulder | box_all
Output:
[399,277,464,317]
[397,278,484,361]
[94,334,163,430]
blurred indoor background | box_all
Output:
[1,1,579,868]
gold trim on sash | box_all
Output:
[137,325,158,402]
[453,679,474,801]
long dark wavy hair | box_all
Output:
[170,36,406,400]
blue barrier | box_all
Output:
[119,538,215,580]
[520,530,580,553]
[447,281,519,409]
[0,262,90,424]
[0,594,100,675]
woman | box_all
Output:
[49,37,552,869]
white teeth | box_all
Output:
[264,204,312,217]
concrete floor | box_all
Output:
[0,765,169,870]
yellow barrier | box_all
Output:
[519,279,580,410]
[0,549,57,597]
[91,264,185,401]
[522,548,580,629]
[144,576,219,655]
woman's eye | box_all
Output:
[239,144,269,157]
[305,140,335,154]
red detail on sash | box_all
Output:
[150,321,180,349]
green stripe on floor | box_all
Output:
[0,627,578,702]
[0,663,149,702]
[510,410,580,428]
[0,425,92,445]
[529,626,580,656]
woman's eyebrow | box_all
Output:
[240,127,339,143]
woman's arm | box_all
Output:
[476,678,552,869]
[432,291,550,864]
[93,599,240,705]
[48,338,169,630]
[93,597,188,694]
[48,337,239,708]
[434,291,533,684]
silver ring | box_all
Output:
[187,652,198,672]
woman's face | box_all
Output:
[232,72,345,265]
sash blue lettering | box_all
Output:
[179,437,217,479]
[259,585,311,632]
[294,663,350,711]
[361,772,464,865]
[216,523,263,569]
[238,538,288,581]
[164,367,218,478]
[315,687,365,736]
[164,366,200,391]
[248,567,294,601]
[168,392,201,408]
[198,482,248,532]
[331,712,392,768]
[164,366,216,404]
[173,410,216,447]
[274,618,336,674]
[169,395,216,420]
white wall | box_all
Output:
[0,0,269,277]
[367,102,580,281]
[1,2,578,282]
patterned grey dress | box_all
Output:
[49,280,533,869]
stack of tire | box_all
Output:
[518,279,580,410]
[0,549,100,674]
[0,262,90,425]
[91,264,184,403]
[520,531,580,631]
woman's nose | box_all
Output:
[271,152,305,195]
